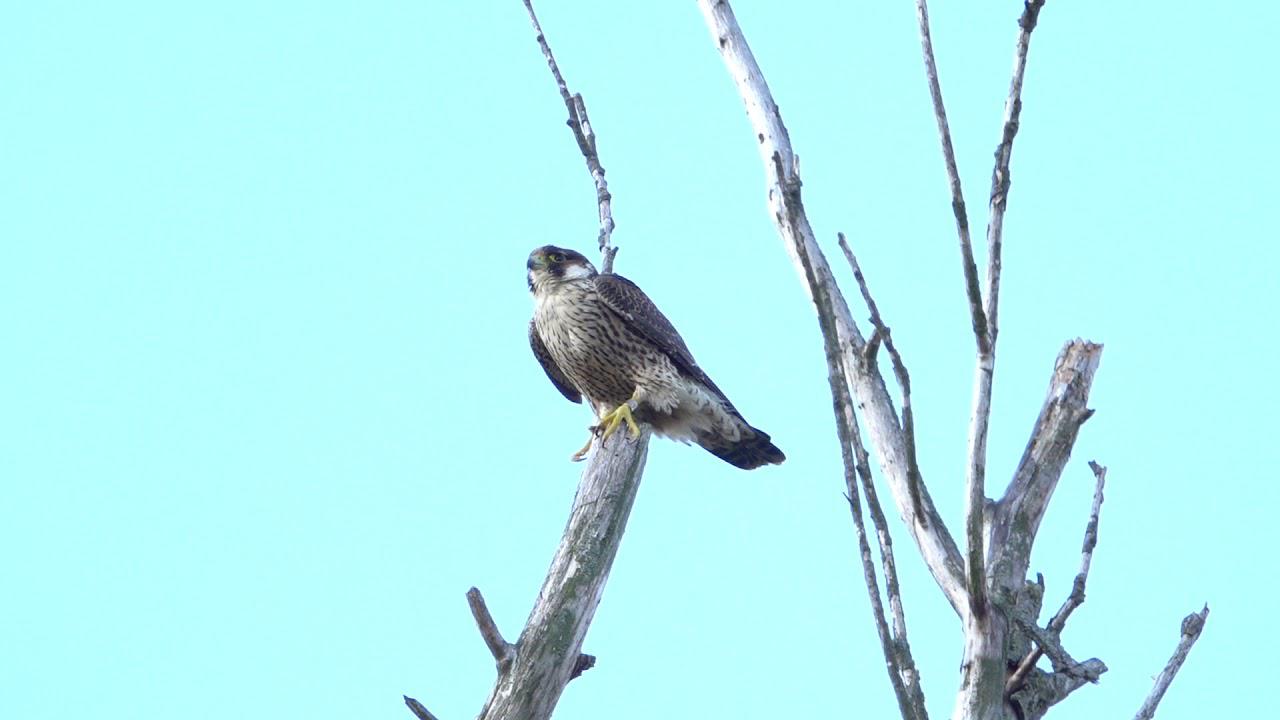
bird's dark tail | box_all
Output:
[698,427,785,470]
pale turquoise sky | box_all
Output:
[3,2,1275,719]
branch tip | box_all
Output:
[466,587,514,671]
[404,696,441,720]
[521,0,618,272]
[1132,606,1210,720]
[836,234,927,530]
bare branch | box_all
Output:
[1009,614,1104,683]
[1003,606,1107,720]
[1132,607,1210,720]
[964,2,1049,630]
[962,353,994,620]
[409,436,646,720]
[697,0,967,617]
[808,232,927,720]
[1006,462,1107,694]
[520,0,617,272]
[402,7,647,720]
[475,433,649,720]
[403,696,440,720]
[1047,461,1107,632]
[958,340,1096,720]
[913,0,988,352]
[837,233,925,529]
[466,587,514,673]
[985,0,1047,341]
[840,347,927,720]
[850,418,930,719]
[949,7,1054,715]
[989,340,1103,593]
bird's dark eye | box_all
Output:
[549,253,566,263]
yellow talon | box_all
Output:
[569,401,642,461]
[598,402,641,441]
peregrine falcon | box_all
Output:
[527,245,785,470]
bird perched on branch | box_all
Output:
[527,245,784,470]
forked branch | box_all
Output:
[848,413,929,719]
[404,6,649,718]
[697,0,967,618]
[802,221,928,720]
[405,433,647,720]
[963,3,1047,617]
[837,233,925,530]
[1007,462,1108,695]
[988,340,1103,593]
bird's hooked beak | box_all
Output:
[527,248,554,293]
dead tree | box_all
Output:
[406,2,1208,719]
[404,2,646,719]
[696,1,1208,719]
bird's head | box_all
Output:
[527,245,597,293]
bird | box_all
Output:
[527,245,785,470]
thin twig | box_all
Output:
[913,0,988,353]
[849,409,929,719]
[842,408,926,720]
[808,234,926,720]
[838,233,926,530]
[1132,606,1210,720]
[520,0,617,272]
[1048,461,1107,631]
[1006,462,1107,694]
[403,696,441,720]
[984,0,1047,343]
[467,587,514,673]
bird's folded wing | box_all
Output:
[529,319,582,403]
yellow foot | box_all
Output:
[569,401,642,461]
[597,401,641,441]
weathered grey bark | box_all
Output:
[696,0,969,621]
[695,2,1206,720]
[969,340,1106,720]
[476,434,649,719]
[1007,462,1107,697]
[404,3,649,718]
[411,2,1209,719]
[404,433,649,720]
